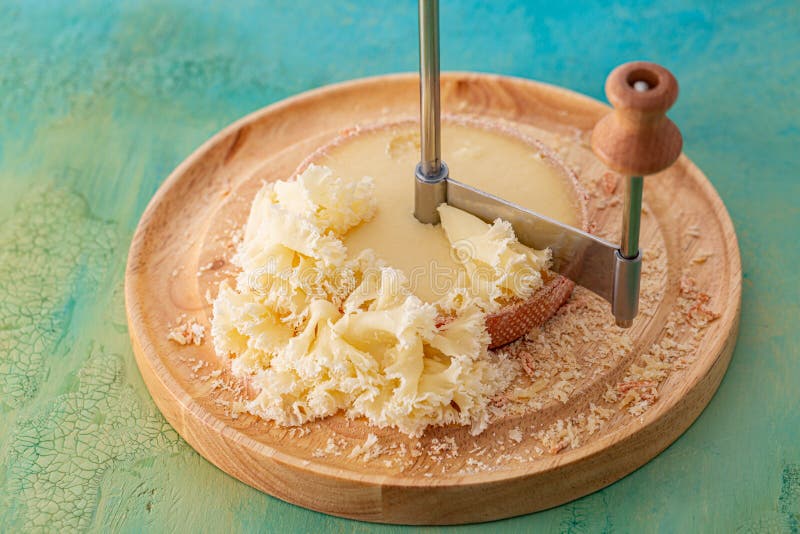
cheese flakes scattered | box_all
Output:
[167,315,205,346]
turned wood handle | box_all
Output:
[591,61,683,176]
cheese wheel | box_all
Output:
[296,117,588,347]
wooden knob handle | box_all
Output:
[591,61,683,176]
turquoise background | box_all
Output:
[1,0,798,532]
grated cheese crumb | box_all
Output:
[167,315,205,346]
[348,433,383,462]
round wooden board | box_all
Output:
[125,73,741,524]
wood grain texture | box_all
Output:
[125,73,741,524]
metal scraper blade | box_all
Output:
[415,0,642,326]
[446,178,618,303]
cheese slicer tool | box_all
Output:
[414,0,682,327]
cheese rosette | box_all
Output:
[437,204,552,314]
[211,164,549,436]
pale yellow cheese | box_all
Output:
[317,122,579,303]
[211,162,551,436]
[438,204,551,313]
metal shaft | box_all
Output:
[418,0,441,176]
[613,175,644,328]
[414,0,448,224]
[620,176,643,258]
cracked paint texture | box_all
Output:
[0,188,114,410]
[2,349,180,530]
[0,0,797,532]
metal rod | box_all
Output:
[418,0,441,177]
[620,176,643,258]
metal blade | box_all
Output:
[446,178,619,303]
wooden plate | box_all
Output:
[125,73,741,524]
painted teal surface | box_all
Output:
[0,0,798,532]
